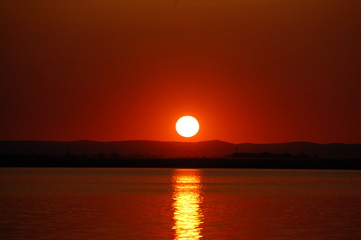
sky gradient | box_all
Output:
[1,0,360,143]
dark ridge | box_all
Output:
[1,140,361,159]
[1,140,361,169]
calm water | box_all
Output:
[1,168,361,240]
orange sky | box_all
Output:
[1,0,361,143]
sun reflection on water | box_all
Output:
[172,169,203,240]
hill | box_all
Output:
[0,140,361,159]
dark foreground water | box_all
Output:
[1,168,361,240]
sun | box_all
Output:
[176,116,200,138]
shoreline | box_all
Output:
[0,157,360,170]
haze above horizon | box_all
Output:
[1,0,360,143]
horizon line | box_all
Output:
[1,139,360,145]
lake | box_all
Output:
[1,168,361,239]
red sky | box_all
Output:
[1,0,360,143]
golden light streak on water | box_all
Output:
[172,169,203,240]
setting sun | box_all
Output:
[176,116,200,138]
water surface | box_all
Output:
[1,168,361,239]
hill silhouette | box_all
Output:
[0,140,234,158]
[1,140,361,159]
[237,142,361,159]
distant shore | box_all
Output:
[0,157,360,170]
